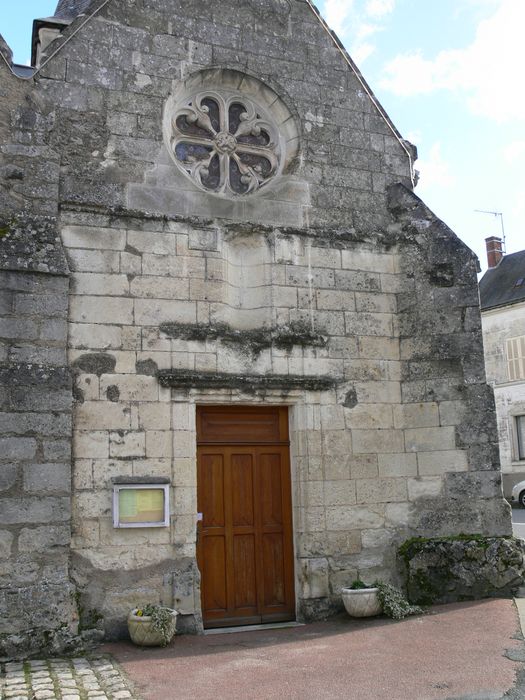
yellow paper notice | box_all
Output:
[118,488,165,523]
[119,490,138,518]
[137,489,164,516]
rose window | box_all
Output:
[170,91,282,196]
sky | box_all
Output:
[0,0,522,273]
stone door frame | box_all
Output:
[175,385,317,625]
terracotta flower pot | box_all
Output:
[341,587,382,618]
[127,608,178,646]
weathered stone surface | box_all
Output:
[71,553,201,638]
[157,369,336,392]
[400,536,525,605]
[0,0,512,656]
[0,223,72,657]
[160,320,327,355]
[71,353,116,377]
[0,216,68,275]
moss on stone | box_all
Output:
[79,608,104,632]
[399,534,523,606]
[398,533,503,564]
[159,320,327,356]
[0,216,16,238]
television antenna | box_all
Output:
[474,210,506,253]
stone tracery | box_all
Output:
[170,91,281,196]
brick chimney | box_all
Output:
[485,236,503,268]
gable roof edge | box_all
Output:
[0,0,111,81]
[0,0,416,186]
[304,0,415,187]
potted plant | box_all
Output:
[341,579,423,620]
[128,604,178,647]
[341,579,382,618]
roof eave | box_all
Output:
[481,296,525,313]
[31,17,71,67]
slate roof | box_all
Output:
[479,249,525,311]
[54,0,93,20]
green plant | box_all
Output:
[374,581,423,620]
[135,604,175,646]
[349,579,372,590]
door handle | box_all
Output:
[196,513,203,544]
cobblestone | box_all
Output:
[0,656,140,700]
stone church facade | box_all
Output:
[0,0,513,655]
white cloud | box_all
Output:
[321,0,397,64]
[323,0,355,34]
[320,0,393,66]
[417,143,456,189]
[379,0,525,122]
[353,42,376,64]
[365,0,395,18]
[502,140,525,164]
[380,51,436,96]
[356,22,380,40]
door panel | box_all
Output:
[262,534,286,607]
[231,453,255,527]
[260,452,284,527]
[197,407,295,628]
[197,406,286,444]
[199,453,225,528]
[233,535,258,609]
[201,536,227,614]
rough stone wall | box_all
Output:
[388,185,510,537]
[482,301,525,494]
[33,0,413,227]
[62,210,410,630]
[0,0,512,646]
[401,536,525,605]
[0,48,78,658]
[0,40,60,220]
[0,220,76,658]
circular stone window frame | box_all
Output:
[163,68,300,199]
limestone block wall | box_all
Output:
[61,200,500,629]
[0,0,512,648]
[0,219,76,658]
[24,0,414,233]
[389,185,510,537]
[0,41,80,658]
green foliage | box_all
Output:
[75,590,103,632]
[374,581,423,620]
[81,609,103,631]
[349,579,371,590]
[411,570,437,606]
[135,604,175,646]
[0,216,15,238]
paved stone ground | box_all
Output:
[0,656,140,700]
[108,600,525,700]
[2,600,525,700]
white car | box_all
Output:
[511,480,525,507]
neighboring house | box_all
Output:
[0,0,513,656]
[480,238,525,498]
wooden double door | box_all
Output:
[197,406,295,628]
